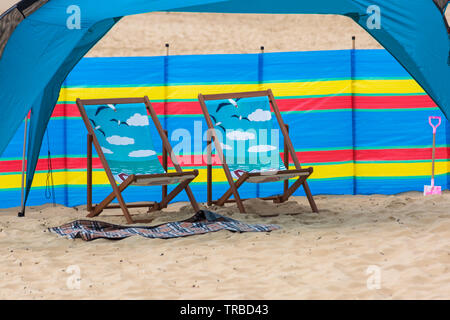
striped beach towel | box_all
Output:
[48,210,280,241]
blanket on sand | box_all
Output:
[48,210,280,241]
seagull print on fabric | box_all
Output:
[95,104,117,116]
[231,114,250,121]
[89,119,105,136]
[110,118,129,126]
[210,115,226,131]
[215,98,241,113]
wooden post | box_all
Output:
[144,96,201,213]
[76,98,134,224]
[284,124,289,195]
[162,130,168,207]
[87,133,93,213]
[351,35,357,195]
[207,134,213,206]
[18,114,28,217]
[268,89,319,213]
[198,94,246,213]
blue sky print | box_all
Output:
[85,103,164,182]
[205,96,286,177]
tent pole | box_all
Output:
[256,45,265,199]
[18,114,28,217]
[351,36,357,195]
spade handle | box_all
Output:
[429,116,441,182]
[428,116,441,134]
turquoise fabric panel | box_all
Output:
[205,96,286,175]
[84,103,164,181]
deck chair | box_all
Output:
[198,89,318,214]
[76,96,200,224]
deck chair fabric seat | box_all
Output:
[132,173,198,186]
[198,90,318,213]
[77,96,200,224]
[235,168,313,183]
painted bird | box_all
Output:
[216,98,241,113]
[231,114,250,121]
[89,119,105,136]
[110,118,129,126]
[95,104,117,116]
[210,115,226,131]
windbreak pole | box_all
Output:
[18,114,28,217]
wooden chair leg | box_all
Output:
[216,175,248,209]
[87,176,135,224]
[207,139,213,206]
[158,179,192,209]
[87,134,93,213]
[303,181,319,213]
[278,176,308,203]
[116,190,134,224]
[162,130,168,208]
[283,124,290,195]
[185,185,200,212]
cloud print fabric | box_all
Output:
[205,96,285,177]
[85,103,164,183]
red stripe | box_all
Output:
[3,148,448,173]
[52,95,437,118]
[356,147,449,161]
[352,95,437,109]
[0,150,351,172]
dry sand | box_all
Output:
[87,12,382,57]
[0,192,449,300]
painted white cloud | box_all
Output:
[101,147,113,154]
[106,135,135,145]
[126,113,149,126]
[248,145,277,153]
[220,143,233,150]
[226,130,255,141]
[248,108,272,122]
[128,149,157,158]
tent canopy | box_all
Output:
[0,0,449,209]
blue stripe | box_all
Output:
[64,50,409,87]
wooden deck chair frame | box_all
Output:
[198,89,319,214]
[76,96,200,224]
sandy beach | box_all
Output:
[1,9,449,300]
[0,192,449,300]
[87,12,382,57]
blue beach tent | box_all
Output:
[0,0,449,211]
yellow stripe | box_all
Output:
[353,79,424,94]
[57,80,424,102]
[0,163,354,189]
[355,162,449,177]
[1,161,446,189]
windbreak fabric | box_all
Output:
[173,0,450,119]
[204,96,287,176]
[83,102,165,183]
[1,49,449,208]
[0,0,449,209]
